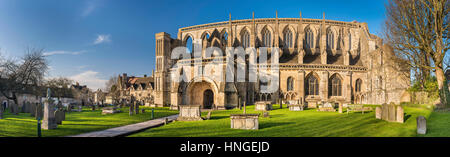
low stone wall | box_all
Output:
[254,101,272,111]
[230,114,259,130]
[177,105,203,121]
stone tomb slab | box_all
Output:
[289,104,304,111]
[254,101,272,111]
[177,105,203,121]
[102,107,122,115]
[230,114,259,130]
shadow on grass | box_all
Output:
[404,113,411,122]
[209,116,229,120]
[260,122,294,129]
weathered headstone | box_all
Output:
[206,111,212,120]
[35,103,43,120]
[129,104,134,115]
[375,107,381,119]
[417,116,427,134]
[263,112,270,118]
[0,104,3,119]
[381,103,389,121]
[135,102,140,114]
[387,104,396,122]
[338,103,343,113]
[42,88,57,130]
[396,106,404,123]
[54,109,64,125]
[30,103,36,117]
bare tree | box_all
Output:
[44,77,74,99]
[384,0,449,106]
[105,76,120,104]
[0,47,49,105]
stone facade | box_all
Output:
[117,73,155,106]
[148,13,410,109]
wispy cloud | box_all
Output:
[81,0,100,17]
[93,34,111,45]
[69,70,107,90]
[43,50,87,56]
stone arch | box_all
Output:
[185,76,220,107]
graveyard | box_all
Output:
[0,106,178,137]
[129,104,450,137]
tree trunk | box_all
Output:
[435,67,449,108]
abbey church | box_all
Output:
[147,12,410,109]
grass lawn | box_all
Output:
[130,105,450,137]
[0,106,178,137]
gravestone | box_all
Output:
[129,103,134,115]
[0,104,3,119]
[30,103,36,117]
[10,103,19,115]
[66,104,72,112]
[206,111,212,120]
[375,107,381,119]
[177,105,203,121]
[417,116,426,134]
[42,88,57,130]
[388,104,397,122]
[381,103,389,121]
[35,103,43,120]
[54,109,64,125]
[135,102,140,114]
[263,112,270,118]
[396,106,404,123]
[338,103,343,113]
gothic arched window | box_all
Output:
[306,74,319,96]
[241,31,250,48]
[287,77,294,91]
[355,79,362,93]
[327,29,334,49]
[262,28,271,47]
[222,32,228,47]
[284,29,293,48]
[185,36,193,54]
[329,74,342,96]
[305,28,314,49]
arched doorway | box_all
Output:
[203,89,214,109]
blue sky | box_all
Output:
[0,0,388,90]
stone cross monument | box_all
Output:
[42,88,57,130]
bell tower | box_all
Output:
[154,32,172,107]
